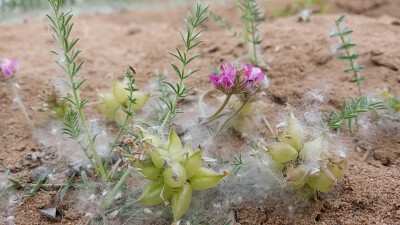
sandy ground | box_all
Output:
[0,1,400,224]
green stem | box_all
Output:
[105,79,135,168]
[207,94,232,120]
[335,22,362,96]
[51,1,108,182]
[101,168,131,211]
[214,99,250,138]
[7,79,34,130]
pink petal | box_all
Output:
[218,74,234,90]
[2,67,12,77]
[10,60,19,71]
[209,74,220,88]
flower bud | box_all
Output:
[284,164,309,189]
[163,163,187,188]
[282,116,303,150]
[183,151,202,179]
[172,182,192,221]
[189,167,225,190]
[136,180,172,205]
[306,169,335,192]
[262,142,298,163]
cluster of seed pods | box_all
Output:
[260,111,348,193]
[127,127,226,221]
[96,79,149,122]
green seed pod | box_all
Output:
[172,182,192,222]
[115,107,131,124]
[163,163,187,188]
[282,116,303,150]
[139,165,162,181]
[263,142,298,163]
[182,141,193,155]
[166,127,183,163]
[130,92,149,111]
[139,131,161,146]
[189,167,225,190]
[184,151,202,179]
[284,164,309,189]
[151,149,169,169]
[328,158,348,179]
[136,180,172,205]
[112,81,129,103]
[52,105,68,118]
[96,104,117,120]
[232,115,253,135]
[299,136,330,162]
[306,169,335,192]
[101,92,121,111]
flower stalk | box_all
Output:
[207,93,232,120]
[7,79,35,129]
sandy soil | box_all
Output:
[0,1,399,225]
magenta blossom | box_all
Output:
[1,58,19,77]
[209,62,236,90]
[210,61,268,94]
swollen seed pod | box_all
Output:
[101,92,121,111]
[163,163,187,188]
[328,158,348,179]
[299,136,330,162]
[306,169,335,192]
[52,105,68,118]
[112,81,130,103]
[183,151,202,179]
[172,182,193,222]
[232,115,253,135]
[96,104,117,120]
[130,92,149,111]
[284,164,309,189]
[151,149,169,169]
[136,180,172,205]
[189,167,225,190]
[140,131,161,146]
[139,165,162,181]
[115,107,130,124]
[263,142,298,164]
[282,116,303,150]
[166,127,183,163]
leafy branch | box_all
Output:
[231,154,243,175]
[331,14,364,96]
[208,10,240,39]
[105,67,138,167]
[327,95,387,133]
[47,0,108,181]
[159,2,210,130]
[236,0,262,66]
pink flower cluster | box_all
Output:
[1,58,19,77]
[209,62,267,93]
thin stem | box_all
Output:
[335,21,362,96]
[7,79,34,130]
[214,99,251,138]
[49,0,108,182]
[101,168,131,211]
[159,80,181,131]
[207,94,232,120]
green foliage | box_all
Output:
[331,14,364,96]
[160,2,209,130]
[47,0,108,182]
[231,154,243,175]
[272,0,328,18]
[236,0,262,65]
[207,10,240,38]
[141,72,174,135]
[327,95,387,133]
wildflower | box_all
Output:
[209,61,267,94]
[1,58,19,77]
